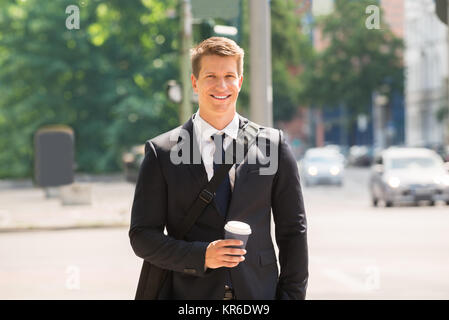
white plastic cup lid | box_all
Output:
[224,221,252,235]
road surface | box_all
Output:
[0,168,448,299]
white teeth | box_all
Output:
[212,95,229,99]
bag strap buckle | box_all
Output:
[199,189,214,204]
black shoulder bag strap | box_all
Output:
[174,120,260,239]
[135,121,260,300]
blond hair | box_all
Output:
[190,37,244,78]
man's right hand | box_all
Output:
[204,240,247,270]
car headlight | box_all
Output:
[434,175,449,187]
[307,166,318,176]
[329,166,340,176]
[387,177,401,188]
[443,176,449,187]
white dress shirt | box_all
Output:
[192,110,239,191]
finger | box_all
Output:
[222,261,240,268]
[216,239,244,247]
[221,248,247,256]
[222,255,245,263]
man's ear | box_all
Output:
[238,75,243,92]
[191,74,198,93]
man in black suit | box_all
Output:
[129,37,308,300]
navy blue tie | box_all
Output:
[212,133,232,217]
[212,133,233,289]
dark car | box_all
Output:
[348,145,373,167]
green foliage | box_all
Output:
[239,0,313,122]
[1,0,369,179]
[301,0,404,114]
[0,0,179,178]
[271,0,313,122]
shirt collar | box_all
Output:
[193,110,239,141]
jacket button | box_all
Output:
[183,268,196,275]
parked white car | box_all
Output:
[369,147,449,207]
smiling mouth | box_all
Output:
[210,94,231,100]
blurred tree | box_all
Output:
[301,0,404,131]
[238,0,313,123]
[0,0,315,178]
[270,0,313,123]
[0,0,179,178]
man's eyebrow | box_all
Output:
[203,71,237,74]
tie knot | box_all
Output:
[211,133,226,165]
[211,133,226,151]
[211,133,225,143]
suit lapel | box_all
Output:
[179,115,208,189]
[233,115,251,181]
[228,148,258,220]
[178,115,224,224]
[227,116,258,220]
[177,114,258,224]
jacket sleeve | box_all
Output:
[271,130,309,300]
[129,140,209,277]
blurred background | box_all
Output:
[0,0,448,299]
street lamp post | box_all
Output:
[180,0,193,124]
[249,0,273,127]
[373,92,389,151]
[446,0,449,145]
[435,0,449,144]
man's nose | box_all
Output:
[215,78,227,89]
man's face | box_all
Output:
[191,55,243,116]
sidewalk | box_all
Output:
[0,174,136,232]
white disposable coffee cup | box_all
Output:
[224,221,252,249]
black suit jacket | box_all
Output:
[129,114,308,299]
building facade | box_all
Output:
[404,0,449,147]
[317,0,405,149]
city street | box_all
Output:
[304,168,449,299]
[0,168,448,299]
[2,0,449,303]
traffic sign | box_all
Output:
[191,0,240,20]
